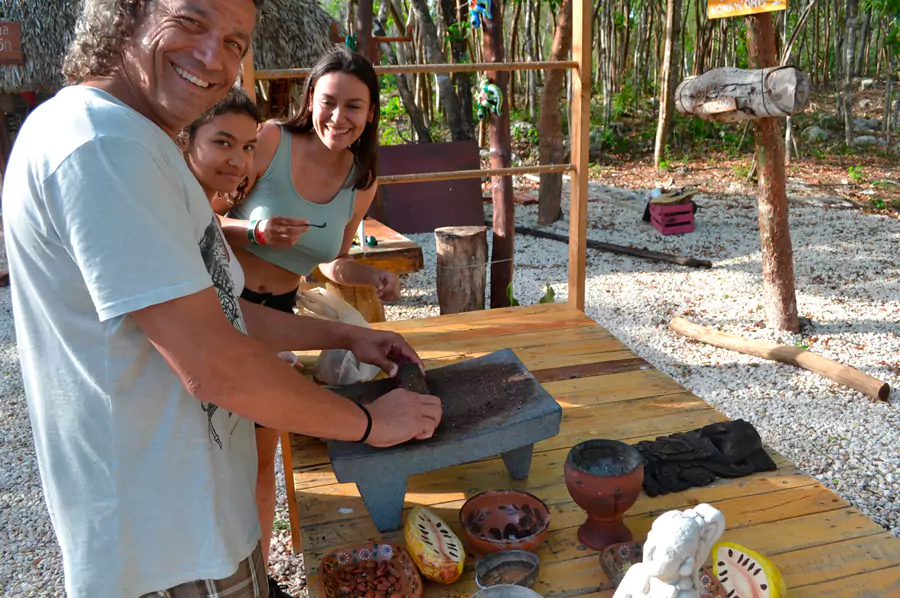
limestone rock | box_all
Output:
[801,126,830,143]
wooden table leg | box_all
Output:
[280,431,303,554]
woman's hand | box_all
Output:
[371,269,401,302]
[257,216,309,248]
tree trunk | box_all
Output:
[843,0,858,145]
[747,13,799,333]
[375,7,432,142]
[408,0,471,140]
[483,0,515,308]
[537,0,574,225]
[885,51,896,145]
[440,0,476,139]
[855,8,870,75]
[654,0,681,168]
[525,0,537,120]
[435,226,488,314]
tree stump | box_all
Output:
[435,226,488,314]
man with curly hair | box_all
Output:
[1,1,442,597]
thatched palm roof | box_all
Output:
[0,1,81,94]
[0,0,334,95]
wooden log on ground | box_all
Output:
[674,66,811,123]
[435,226,488,314]
[508,224,713,268]
[670,317,891,402]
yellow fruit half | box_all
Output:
[404,506,465,584]
[712,541,786,598]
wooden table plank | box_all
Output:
[349,218,424,274]
[290,305,900,597]
[791,564,900,597]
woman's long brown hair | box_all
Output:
[279,46,380,191]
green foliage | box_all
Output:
[507,282,556,306]
[732,162,752,179]
[869,198,889,210]
[379,95,408,146]
[538,284,556,304]
[506,283,521,307]
[848,165,866,183]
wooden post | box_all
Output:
[482,0,515,309]
[746,14,799,333]
[357,0,374,60]
[435,226,488,314]
[241,46,257,103]
[568,0,591,311]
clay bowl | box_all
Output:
[564,439,644,551]
[320,541,423,598]
[475,550,541,590]
[459,490,551,555]
[472,584,544,598]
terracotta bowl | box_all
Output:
[459,490,551,555]
[320,541,423,598]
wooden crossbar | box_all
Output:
[376,163,573,185]
[255,60,578,80]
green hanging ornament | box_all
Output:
[475,77,503,121]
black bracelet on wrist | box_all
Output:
[356,402,373,443]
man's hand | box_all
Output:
[372,269,401,302]
[348,329,423,378]
[258,216,309,248]
[365,388,442,447]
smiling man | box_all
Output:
[1,1,441,597]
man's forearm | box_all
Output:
[192,331,368,437]
[133,288,370,439]
[240,297,356,352]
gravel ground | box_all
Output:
[2,180,899,596]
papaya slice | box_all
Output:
[712,541,786,598]
[404,506,465,584]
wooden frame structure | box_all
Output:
[240,0,592,311]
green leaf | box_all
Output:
[506,282,520,307]
[538,284,556,304]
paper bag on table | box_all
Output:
[296,287,381,385]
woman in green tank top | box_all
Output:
[202,48,401,598]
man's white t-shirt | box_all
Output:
[2,86,260,597]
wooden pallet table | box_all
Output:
[288,303,900,597]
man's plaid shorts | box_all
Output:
[140,543,266,598]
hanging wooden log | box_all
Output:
[435,226,488,314]
[670,317,891,402]
[674,65,811,122]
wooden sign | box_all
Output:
[0,22,25,65]
[708,0,786,19]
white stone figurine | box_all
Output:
[612,503,725,598]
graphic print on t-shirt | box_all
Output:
[198,216,247,448]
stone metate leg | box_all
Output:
[356,474,409,532]
[501,443,534,480]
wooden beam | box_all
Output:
[377,163,573,185]
[568,0,591,311]
[241,46,257,103]
[255,60,579,80]
[483,0,515,309]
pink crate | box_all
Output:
[650,201,695,235]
